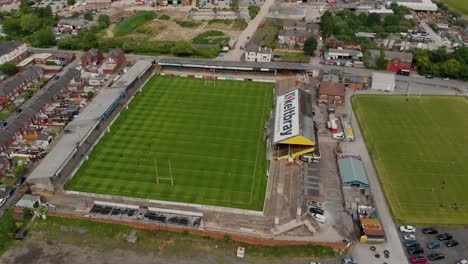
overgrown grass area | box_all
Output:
[443,0,468,15]
[252,18,282,48]
[66,76,274,210]
[0,209,32,255]
[175,20,201,28]
[353,95,468,225]
[276,52,310,63]
[114,11,157,37]
[248,5,260,19]
[31,216,338,259]
[159,14,171,20]
[192,30,230,46]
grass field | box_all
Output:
[66,76,274,210]
[444,0,468,15]
[352,95,468,225]
[114,11,157,37]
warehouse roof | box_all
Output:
[371,72,395,92]
[338,157,369,187]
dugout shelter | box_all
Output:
[273,89,316,160]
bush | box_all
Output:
[176,20,201,28]
[159,14,170,20]
[248,5,260,19]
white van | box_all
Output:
[333,132,345,140]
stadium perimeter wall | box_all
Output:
[63,75,278,216]
[48,211,347,250]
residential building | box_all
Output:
[324,35,343,49]
[156,0,191,6]
[278,29,313,49]
[327,49,363,60]
[0,66,43,106]
[55,52,76,65]
[318,81,345,106]
[57,19,89,33]
[0,155,11,177]
[81,49,104,73]
[368,50,413,72]
[99,48,126,74]
[0,41,27,64]
[283,21,307,31]
[244,43,272,62]
[354,32,377,41]
[0,68,81,153]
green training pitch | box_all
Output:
[353,95,468,225]
[444,0,468,15]
[66,75,274,211]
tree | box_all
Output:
[67,0,75,5]
[84,11,93,21]
[414,48,431,74]
[0,63,18,76]
[440,59,461,78]
[452,46,468,65]
[86,91,95,100]
[27,27,56,47]
[376,48,388,70]
[248,5,260,19]
[2,18,22,38]
[320,11,336,38]
[303,37,318,55]
[383,14,400,27]
[20,13,40,33]
[431,46,448,63]
[80,30,99,50]
[98,14,111,27]
[172,41,195,56]
[367,13,381,26]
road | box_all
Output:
[419,20,444,50]
[221,0,277,61]
[341,89,409,264]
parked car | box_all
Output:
[425,74,433,79]
[407,247,424,255]
[400,225,416,233]
[311,213,326,224]
[427,253,445,261]
[0,198,6,208]
[13,229,27,240]
[306,262,321,264]
[426,241,440,249]
[410,255,427,263]
[442,78,450,81]
[342,257,357,264]
[307,201,323,209]
[0,121,7,129]
[404,234,416,240]
[15,176,26,186]
[422,227,438,234]
[456,260,468,264]
[404,240,420,247]
[437,233,453,241]
[446,240,459,247]
[309,207,324,215]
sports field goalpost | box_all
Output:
[154,157,174,186]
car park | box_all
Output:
[428,253,445,261]
[426,241,440,249]
[446,240,459,247]
[407,247,424,255]
[404,240,420,247]
[401,225,416,233]
[422,227,438,234]
[437,233,453,241]
[410,255,427,263]
[404,234,416,240]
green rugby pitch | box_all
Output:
[66,76,275,211]
[444,0,468,15]
[353,95,468,224]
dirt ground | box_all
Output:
[0,229,338,264]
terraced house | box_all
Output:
[0,66,43,107]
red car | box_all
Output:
[411,255,427,263]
